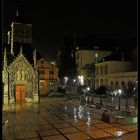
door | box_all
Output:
[16,84,25,103]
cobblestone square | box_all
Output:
[2,97,137,140]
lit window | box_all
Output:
[50,82,53,85]
[100,66,103,75]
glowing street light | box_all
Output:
[78,75,84,85]
[64,76,68,86]
[111,89,122,110]
[64,77,68,81]
[87,87,90,91]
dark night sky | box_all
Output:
[3,0,137,60]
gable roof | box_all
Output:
[3,43,43,66]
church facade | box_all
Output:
[2,2,42,104]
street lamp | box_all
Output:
[87,87,90,91]
[112,89,122,110]
[64,76,68,86]
[118,89,122,110]
[78,75,84,85]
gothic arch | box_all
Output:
[7,54,38,102]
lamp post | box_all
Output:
[64,76,68,86]
[118,89,122,110]
[112,89,122,110]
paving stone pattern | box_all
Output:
[2,98,137,140]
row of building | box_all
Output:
[2,1,137,105]
[75,45,137,89]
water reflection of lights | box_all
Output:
[113,131,125,137]
[87,115,91,125]
[73,107,78,122]
[87,111,90,116]
[78,106,84,119]
[64,106,67,110]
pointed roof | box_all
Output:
[3,43,43,66]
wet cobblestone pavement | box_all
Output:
[2,97,138,140]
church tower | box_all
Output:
[3,0,42,105]
[7,0,32,56]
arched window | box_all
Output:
[110,81,113,86]
[115,81,119,89]
[100,79,103,85]
[121,81,125,86]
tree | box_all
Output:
[83,62,95,88]
[83,63,95,77]
[94,86,109,106]
[122,81,135,111]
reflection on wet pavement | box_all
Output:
[2,97,137,140]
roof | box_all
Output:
[97,53,132,63]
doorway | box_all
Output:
[16,84,25,103]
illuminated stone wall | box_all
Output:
[95,61,137,88]
[2,53,39,104]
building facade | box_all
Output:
[75,48,111,88]
[36,58,59,95]
[95,51,138,88]
[2,2,42,104]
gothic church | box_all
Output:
[2,1,42,104]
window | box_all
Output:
[100,65,103,75]
[40,81,45,91]
[20,28,24,34]
[50,81,53,86]
[110,81,113,86]
[96,67,99,75]
[104,65,108,74]
[49,70,54,74]
[115,81,119,88]
[41,61,44,67]
[14,27,19,34]
[39,70,45,74]
[77,53,79,60]
[105,79,108,86]
[100,79,103,85]
[24,29,30,36]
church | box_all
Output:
[2,1,42,104]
